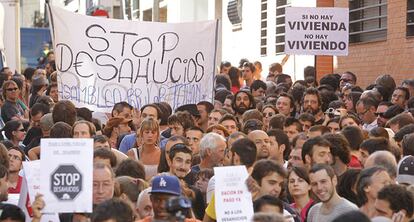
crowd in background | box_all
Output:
[1,53,414,222]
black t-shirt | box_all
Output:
[23,127,42,146]
[29,94,40,108]
[1,100,24,123]
[189,186,206,220]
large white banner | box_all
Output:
[285,7,349,56]
[49,5,218,112]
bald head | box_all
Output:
[248,130,270,159]
[364,151,397,179]
[248,130,268,139]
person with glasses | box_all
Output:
[374,101,393,127]
[1,80,28,123]
[7,147,25,194]
[261,105,277,131]
[355,97,379,132]
[1,120,26,149]
[339,71,357,90]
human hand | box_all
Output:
[391,210,406,222]
[32,194,45,221]
[245,176,260,201]
[336,108,348,117]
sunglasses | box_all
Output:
[375,112,385,118]
[6,87,18,92]
[17,128,25,132]
[263,112,274,118]
[340,78,353,83]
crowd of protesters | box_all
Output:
[1,53,414,222]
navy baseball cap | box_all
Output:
[150,175,181,196]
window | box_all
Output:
[408,0,414,36]
[349,0,387,43]
[261,0,267,56]
[227,0,243,31]
[275,0,291,54]
[122,0,140,20]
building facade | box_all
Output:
[333,0,414,87]
[14,0,414,87]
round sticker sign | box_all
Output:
[50,165,82,201]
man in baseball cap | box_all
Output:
[149,175,181,221]
[397,155,414,185]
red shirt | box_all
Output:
[8,176,22,193]
[348,154,362,169]
[291,199,314,222]
[231,86,240,94]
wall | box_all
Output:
[335,0,414,87]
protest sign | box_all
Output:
[214,166,253,222]
[20,161,60,222]
[22,160,40,205]
[48,5,218,112]
[285,7,349,56]
[40,138,93,213]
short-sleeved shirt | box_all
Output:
[1,100,25,123]
[307,198,358,222]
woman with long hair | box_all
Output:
[288,166,314,222]
[2,119,26,150]
[127,118,161,181]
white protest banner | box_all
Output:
[22,160,40,205]
[214,166,253,222]
[285,7,349,56]
[48,5,218,112]
[40,138,93,213]
[20,161,60,222]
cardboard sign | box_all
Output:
[40,139,93,213]
[285,7,349,56]
[214,166,254,222]
[48,5,218,112]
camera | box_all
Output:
[325,108,340,118]
[165,196,192,222]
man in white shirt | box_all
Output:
[307,164,358,222]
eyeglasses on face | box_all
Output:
[263,112,274,118]
[340,78,353,83]
[6,87,18,92]
[358,109,370,116]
